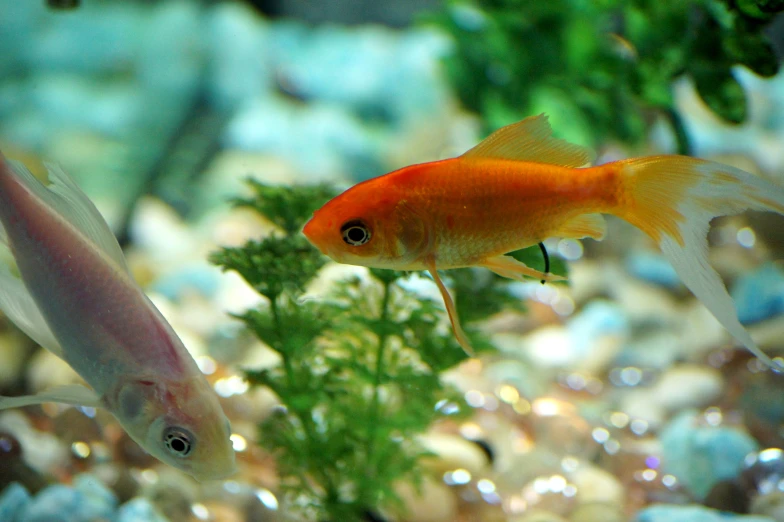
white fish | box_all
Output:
[0,152,236,481]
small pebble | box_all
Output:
[625,252,681,289]
[0,483,31,522]
[621,365,724,426]
[19,479,115,522]
[660,411,759,499]
[115,497,169,522]
[750,491,784,521]
[417,432,490,476]
[732,264,784,325]
[0,411,69,475]
[636,503,775,522]
[570,502,625,522]
[569,465,625,506]
[395,475,456,522]
[510,510,569,522]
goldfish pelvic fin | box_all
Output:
[555,213,607,240]
[480,254,566,283]
[0,247,64,359]
[426,263,474,357]
[0,384,100,410]
[4,159,130,274]
[617,156,784,370]
[461,114,595,167]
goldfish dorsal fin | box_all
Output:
[461,114,595,167]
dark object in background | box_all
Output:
[46,0,80,10]
[0,431,49,494]
[248,0,440,27]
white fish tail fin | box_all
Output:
[0,211,64,358]
[0,248,64,359]
[1,157,130,273]
[616,156,784,370]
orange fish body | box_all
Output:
[303,115,784,368]
[345,158,618,269]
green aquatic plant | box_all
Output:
[211,181,563,519]
[427,0,784,154]
[211,181,566,520]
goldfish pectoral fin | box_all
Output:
[0,384,101,410]
[4,159,130,274]
[555,213,606,240]
[616,156,784,371]
[460,114,595,167]
[0,255,64,359]
[426,265,474,357]
[479,254,566,283]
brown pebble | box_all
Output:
[0,431,49,494]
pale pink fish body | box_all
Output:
[0,152,235,481]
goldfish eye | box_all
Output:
[163,427,194,458]
[341,219,371,246]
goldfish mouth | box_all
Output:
[301,220,329,256]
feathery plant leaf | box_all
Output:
[212,180,488,521]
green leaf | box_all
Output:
[233,181,336,235]
[693,69,747,124]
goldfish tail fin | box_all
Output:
[616,156,784,370]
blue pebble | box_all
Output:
[21,475,117,522]
[625,252,682,288]
[636,504,775,522]
[114,498,168,522]
[660,411,759,499]
[20,484,82,522]
[152,264,221,300]
[73,473,118,512]
[0,483,31,522]
[566,300,630,357]
[731,263,784,324]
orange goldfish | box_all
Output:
[303,114,784,369]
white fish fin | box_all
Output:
[0,247,64,358]
[461,114,595,167]
[0,213,6,246]
[479,254,566,282]
[4,159,130,273]
[555,213,607,240]
[616,156,784,370]
[426,261,474,357]
[0,384,101,410]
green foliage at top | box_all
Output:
[426,0,784,153]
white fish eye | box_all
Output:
[341,219,371,246]
[163,427,194,458]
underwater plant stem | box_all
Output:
[269,296,339,502]
[664,107,691,156]
[363,279,393,492]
